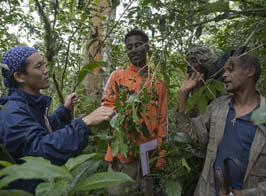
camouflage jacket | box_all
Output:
[176,95,266,196]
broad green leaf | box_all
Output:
[0,189,33,196]
[185,95,195,112]
[197,95,208,114]
[119,139,128,157]
[0,157,72,188]
[205,84,216,100]
[213,80,224,92]
[71,160,101,179]
[111,139,120,156]
[65,160,101,195]
[76,61,107,87]
[252,106,266,124]
[65,153,97,171]
[35,180,69,196]
[165,179,182,196]
[110,113,125,130]
[74,172,134,191]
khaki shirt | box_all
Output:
[176,95,266,196]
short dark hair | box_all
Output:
[9,60,28,88]
[234,54,261,82]
[124,29,149,44]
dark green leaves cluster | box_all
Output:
[0,153,133,196]
[109,79,158,157]
[186,79,224,114]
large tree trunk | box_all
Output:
[83,0,111,98]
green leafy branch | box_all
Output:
[109,75,159,158]
[186,79,224,114]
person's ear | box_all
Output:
[247,66,256,78]
[13,72,26,84]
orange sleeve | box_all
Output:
[102,72,118,162]
[157,81,168,144]
[102,71,117,108]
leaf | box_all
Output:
[35,180,69,196]
[0,189,33,196]
[0,63,9,70]
[110,113,125,130]
[131,103,141,133]
[76,61,107,87]
[0,157,72,189]
[205,83,216,100]
[140,122,149,138]
[65,160,101,195]
[65,153,97,171]
[125,95,141,103]
[213,80,224,92]
[251,106,266,125]
[74,172,134,191]
[165,179,182,196]
[111,139,119,156]
[0,161,12,167]
[195,25,202,38]
[201,0,230,14]
[181,158,191,173]
[71,159,101,179]
[119,139,128,157]
[197,94,208,114]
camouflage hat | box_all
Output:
[186,47,223,69]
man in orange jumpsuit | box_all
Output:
[102,29,168,196]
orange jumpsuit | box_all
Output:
[102,64,168,168]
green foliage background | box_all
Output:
[1,0,266,195]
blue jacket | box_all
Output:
[0,88,89,193]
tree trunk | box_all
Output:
[83,0,111,98]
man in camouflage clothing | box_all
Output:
[185,47,223,80]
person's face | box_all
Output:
[126,34,148,67]
[18,52,49,94]
[223,58,248,93]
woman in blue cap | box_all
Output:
[0,46,114,193]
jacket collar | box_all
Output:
[1,88,52,110]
